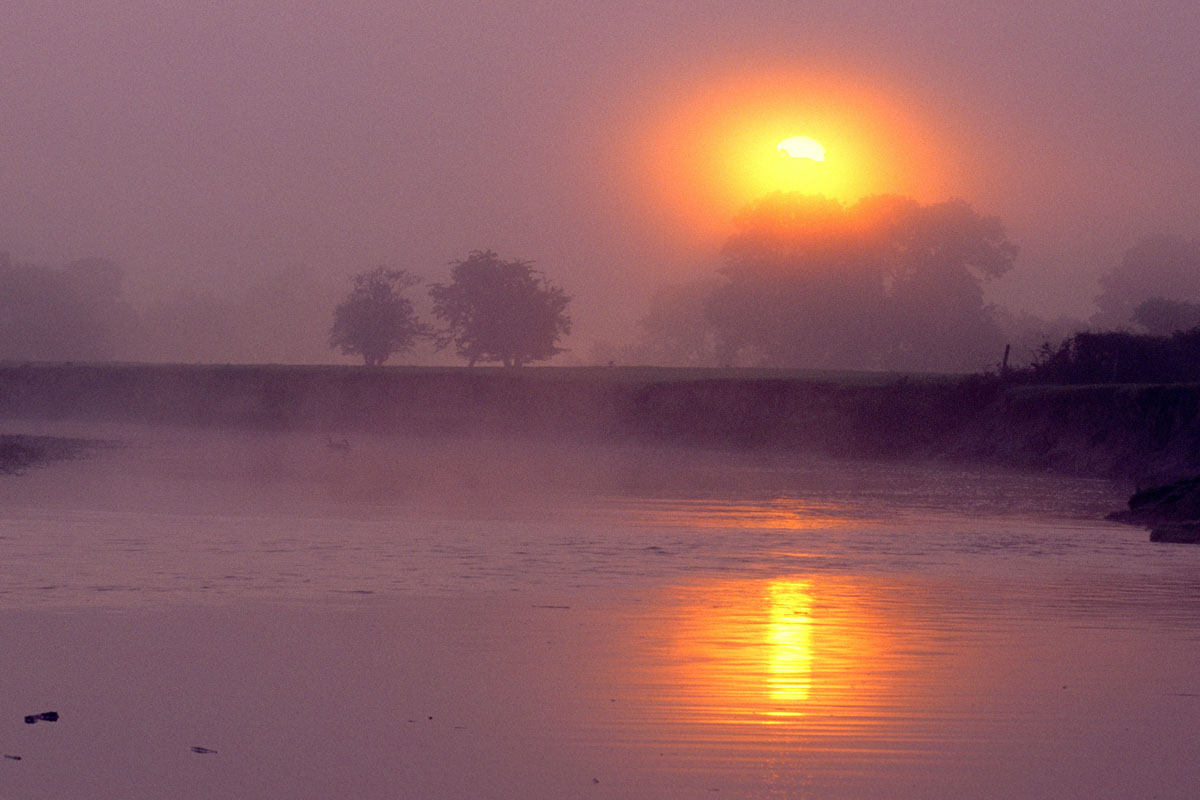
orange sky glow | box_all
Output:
[634,72,960,239]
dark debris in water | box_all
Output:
[3,754,21,761]
[190,746,218,755]
[23,711,58,724]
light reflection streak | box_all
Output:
[621,498,858,532]
[646,576,902,735]
[764,580,813,712]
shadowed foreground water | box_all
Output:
[1,426,1198,798]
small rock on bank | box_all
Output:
[1108,476,1200,543]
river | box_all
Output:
[1,424,1197,798]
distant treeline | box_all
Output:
[1016,329,1200,384]
[4,214,1199,374]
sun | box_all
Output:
[629,71,955,237]
[777,136,826,161]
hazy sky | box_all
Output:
[3,0,1197,354]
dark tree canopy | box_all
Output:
[429,250,571,367]
[1023,329,1200,384]
[704,193,1017,371]
[330,267,430,366]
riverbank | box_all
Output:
[1,362,1196,479]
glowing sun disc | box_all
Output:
[777,136,826,161]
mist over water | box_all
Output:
[3,423,1199,798]
[0,423,1130,604]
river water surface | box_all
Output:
[1,425,1198,798]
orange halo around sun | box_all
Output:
[632,72,953,237]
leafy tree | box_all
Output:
[873,196,1016,369]
[705,193,1016,371]
[330,267,430,366]
[1023,329,1200,384]
[429,250,571,367]
[708,194,888,367]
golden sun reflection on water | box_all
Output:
[642,575,903,737]
[622,497,857,532]
[763,580,814,712]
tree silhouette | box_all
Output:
[1023,329,1200,384]
[330,267,430,366]
[429,250,571,367]
[705,193,1016,371]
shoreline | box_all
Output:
[1,362,1198,479]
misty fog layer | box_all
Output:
[1,1,1197,366]
[5,224,1199,372]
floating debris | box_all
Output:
[23,711,58,724]
[190,746,218,755]
[3,754,20,761]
